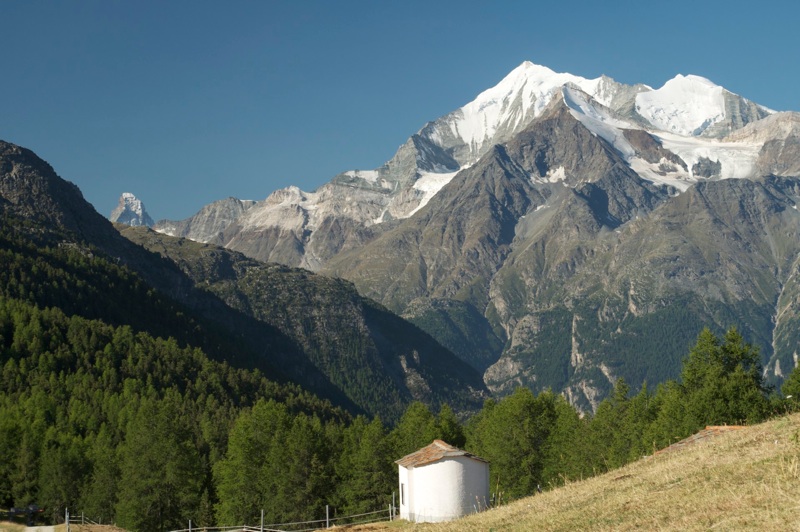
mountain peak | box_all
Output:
[633,73,762,137]
[667,73,720,89]
[514,60,558,77]
[110,192,154,227]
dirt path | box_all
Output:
[24,527,55,532]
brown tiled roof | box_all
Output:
[395,439,489,468]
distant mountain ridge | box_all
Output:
[139,61,800,410]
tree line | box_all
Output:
[2,288,797,531]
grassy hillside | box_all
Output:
[371,412,800,531]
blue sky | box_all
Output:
[2,0,798,220]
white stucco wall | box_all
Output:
[398,464,411,520]
[398,456,489,523]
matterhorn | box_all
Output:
[110,192,154,227]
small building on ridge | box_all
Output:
[395,439,490,523]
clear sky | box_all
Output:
[2,0,798,220]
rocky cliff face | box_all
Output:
[154,196,256,243]
[147,62,800,411]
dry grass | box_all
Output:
[350,412,800,531]
[0,524,65,532]
[0,523,121,532]
[69,526,126,532]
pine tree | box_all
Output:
[264,413,333,523]
[539,391,591,486]
[0,402,21,507]
[621,383,658,461]
[214,400,291,525]
[781,363,800,407]
[435,404,466,448]
[588,378,631,471]
[334,416,394,515]
[466,388,556,499]
[37,434,89,524]
[116,393,203,532]
[390,402,439,459]
[681,327,768,428]
[80,427,120,524]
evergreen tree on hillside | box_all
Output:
[214,400,291,525]
[781,363,800,406]
[588,380,660,471]
[115,392,204,532]
[390,402,440,459]
[648,327,770,447]
[466,388,556,499]
[681,327,769,427]
[435,404,466,448]
[0,400,22,508]
[334,416,394,516]
[587,378,631,471]
[37,432,90,524]
[538,391,592,486]
[80,427,120,523]
[621,383,659,460]
[214,400,336,526]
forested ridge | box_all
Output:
[0,139,487,425]
[118,225,488,422]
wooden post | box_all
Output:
[326,504,329,528]
[260,509,264,532]
[66,508,70,532]
[189,519,192,532]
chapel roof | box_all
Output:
[395,439,489,468]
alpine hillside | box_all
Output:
[148,61,800,411]
[0,140,487,421]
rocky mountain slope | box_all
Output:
[147,62,800,410]
[120,226,488,420]
[0,140,487,421]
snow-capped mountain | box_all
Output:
[110,192,154,227]
[149,61,800,411]
[415,61,645,166]
[153,61,777,271]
